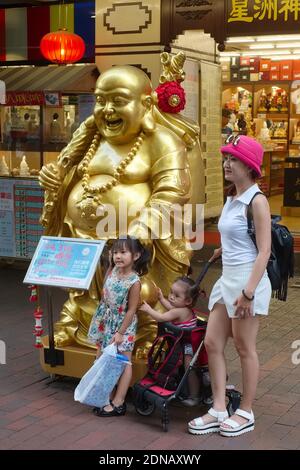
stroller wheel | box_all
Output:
[135,400,156,416]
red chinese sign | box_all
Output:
[5,91,61,106]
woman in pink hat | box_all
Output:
[188,135,272,437]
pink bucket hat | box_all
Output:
[220,135,263,177]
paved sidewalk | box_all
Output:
[0,261,300,450]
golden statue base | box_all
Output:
[39,336,147,384]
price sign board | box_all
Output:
[23,236,106,289]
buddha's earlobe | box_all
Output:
[141,109,156,133]
[141,94,156,133]
[143,95,153,109]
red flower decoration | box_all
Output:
[118,306,123,314]
[98,323,105,332]
[155,81,186,114]
[127,335,135,343]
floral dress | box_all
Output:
[88,267,140,352]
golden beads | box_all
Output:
[80,131,145,210]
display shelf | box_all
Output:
[260,113,289,118]
[42,143,66,152]
[221,82,297,196]
[0,95,88,178]
[0,142,42,151]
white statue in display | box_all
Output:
[28,113,39,138]
[292,89,300,114]
[71,114,80,135]
[259,121,271,142]
[19,155,30,177]
[50,113,61,142]
[293,121,300,143]
[239,91,251,114]
[65,112,72,141]
[3,112,12,142]
[0,155,10,176]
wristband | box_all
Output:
[242,289,254,301]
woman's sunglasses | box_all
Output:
[225,134,241,146]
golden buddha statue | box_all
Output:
[38,53,205,358]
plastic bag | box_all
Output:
[74,344,129,408]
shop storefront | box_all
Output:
[0,64,99,259]
[219,1,300,226]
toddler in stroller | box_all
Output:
[132,316,210,432]
[133,261,241,431]
[139,276,206,407]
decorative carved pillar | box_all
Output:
[95,1,163,85]
[172,32,223,218]
[161,0,226,49]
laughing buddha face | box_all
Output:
[93,65,153,145]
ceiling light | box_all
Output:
[219,52,241,57]
[249,44,273,49]
[271,55,300,60]
[241,50,291,56]
[256,35,300,41]
[226,37,255,43]
[276,42,300,48]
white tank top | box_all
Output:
[218,184,261,266]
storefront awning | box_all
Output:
[0,64,99,92]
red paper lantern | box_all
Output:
[40,29,85,64]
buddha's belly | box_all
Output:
[67,175,151,235]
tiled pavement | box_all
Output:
[0,260,300,450]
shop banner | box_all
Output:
[5,91,62,106]
[24,236,106,289]
[227,0,300,34]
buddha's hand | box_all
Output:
[39,163,63,193]
[127,223,153,252]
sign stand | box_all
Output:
[44,287,64,367]
[24,236,106,369]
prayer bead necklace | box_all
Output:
[78,131,145,220]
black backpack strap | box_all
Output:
[246,191,263,248]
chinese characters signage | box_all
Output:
[228,0,300,23]
[23,236,106,289]
[0,178,43,259]
[5,91,62,106]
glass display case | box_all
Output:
[222,85,253,136]
[221,82,295,196]
[0,91,96,259]
[0,93,94,177]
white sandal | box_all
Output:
[220,408,255,437]
[188,407,229,435]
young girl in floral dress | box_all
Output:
[88,237,150,417]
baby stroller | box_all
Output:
[132,261,241,432]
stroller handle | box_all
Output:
[162,320,207,335]
[194,256,220,288]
